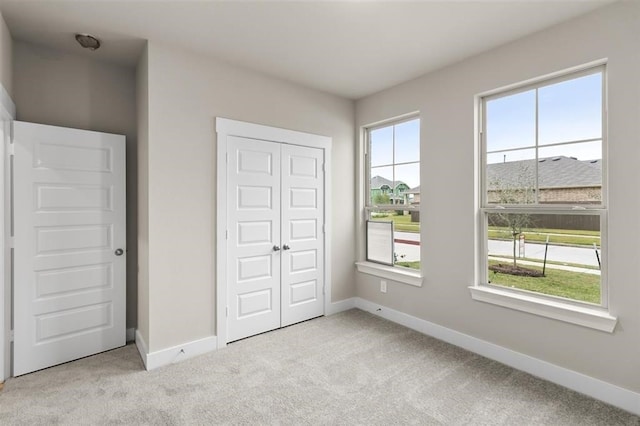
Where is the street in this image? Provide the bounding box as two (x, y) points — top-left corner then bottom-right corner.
(393, 232), (600, 267)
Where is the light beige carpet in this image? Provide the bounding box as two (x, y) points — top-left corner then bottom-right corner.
(0, 309), (638, 425)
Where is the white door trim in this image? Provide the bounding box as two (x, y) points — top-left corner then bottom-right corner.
(0, 83), (15, 382)
(215, 118), (332, 348)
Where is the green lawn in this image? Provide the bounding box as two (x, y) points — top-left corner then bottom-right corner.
(488, 260), (600, 304)
(488, 227), (600, 247)
(395, 261), (420, 270)
(371, 213), (420, 233)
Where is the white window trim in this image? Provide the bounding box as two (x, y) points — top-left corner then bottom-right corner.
(468, 286), (617, 333)
(356, 261), (422, 287)
(472, 62), (617, 331)
(355, 112), (423, 287)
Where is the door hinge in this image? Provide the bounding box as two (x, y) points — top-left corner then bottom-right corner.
(8, 237), (14, 248)
(9, 330), (14, 342)
(226, 307), (229, 317)
(322, 163), (325, 172)
(7, 143), (14, 156)
(225, 230), (228, 240)
(322, 224), (326, 234)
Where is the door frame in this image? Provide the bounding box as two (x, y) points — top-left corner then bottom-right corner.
(215, 118), (332, 348)
(0, 84), (15, 382)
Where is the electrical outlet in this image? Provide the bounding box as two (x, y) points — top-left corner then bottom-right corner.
(380, 280), (387, 293)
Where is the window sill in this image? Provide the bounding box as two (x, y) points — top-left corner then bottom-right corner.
(468, 285), (617, 333)
(355, 261), (422, 287)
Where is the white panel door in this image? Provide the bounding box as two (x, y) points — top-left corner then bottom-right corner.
(13, 121), (126, 376)
(227, 136), (281, 342)
(281, 144), (324, 326)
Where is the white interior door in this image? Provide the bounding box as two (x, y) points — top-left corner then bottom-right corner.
(281, 144), (324, 326)
(226, 136), (324, 342)
(13, 121), (126, 376)
(227, 136), (281, 342)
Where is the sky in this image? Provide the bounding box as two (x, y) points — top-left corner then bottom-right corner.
(368, 71), (602, 188)
(370, 118), (420, 188)
(486, 71), (602, 164)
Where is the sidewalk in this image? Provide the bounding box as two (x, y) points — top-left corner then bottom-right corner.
(488, 256), (600, 275)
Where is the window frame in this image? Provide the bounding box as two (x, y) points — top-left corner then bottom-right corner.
(477, 63), (610, 311)
(365, 115), (421, 213)
(356, 112), (423, 286)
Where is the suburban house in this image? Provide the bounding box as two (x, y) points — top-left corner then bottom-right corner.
(487, 156), (602, 204)
(370, 175), (412, 204)
(0, 0), (638, 422)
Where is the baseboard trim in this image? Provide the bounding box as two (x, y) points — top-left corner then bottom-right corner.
(354, 297), (640, 416)
(136, 333), (218, 371)
(134, 330), (149, 369)
(126, 328), (135, 343)
(326, 297), (356, 315)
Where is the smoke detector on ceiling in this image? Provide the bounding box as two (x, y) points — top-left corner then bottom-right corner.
(75, 33), (101, 51)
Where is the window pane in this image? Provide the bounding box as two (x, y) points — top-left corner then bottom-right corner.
(486, 212), (601, 304)
(486, 149), (536, 205)
(370, 166), (393, 204)
(370, 209), (420, 270)
(539, 72), (602, 145)
(394, 119), (420, 164)
(370, 126), (393, 167)
(538, 142), (602, 204)
(486, 89), (535, 152)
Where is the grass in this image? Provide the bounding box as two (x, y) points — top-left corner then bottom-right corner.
(395, 261), (420, 270)
(371, 213), (420, 233)
(488, 260), (600, 304)
(488, 227), (600, 247)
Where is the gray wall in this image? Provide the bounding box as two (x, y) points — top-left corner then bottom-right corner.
(136, 44), (149, 343)
(0, 11), (11, 98)
(139, 42), (356, 351)
(355, 1), (640, 393)
(13, 41), (138, 330)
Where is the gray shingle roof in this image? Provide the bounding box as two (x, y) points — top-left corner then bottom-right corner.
(487, 156), (601, 190)
(370, 175), (407, 189)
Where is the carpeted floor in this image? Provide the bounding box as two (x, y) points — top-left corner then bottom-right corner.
(0, 309), (638, 425)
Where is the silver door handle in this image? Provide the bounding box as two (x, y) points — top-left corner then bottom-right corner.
(282, 244), (290, 250)
(115, 248), (124, 256)
(273, 245), (281, 252)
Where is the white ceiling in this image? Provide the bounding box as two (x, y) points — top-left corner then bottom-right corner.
(0, 0), (613, 99)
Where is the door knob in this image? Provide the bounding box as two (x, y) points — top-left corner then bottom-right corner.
(115, 248), (124, 256)
(282, 244), (290, 250)
(273, 245), (281, 251)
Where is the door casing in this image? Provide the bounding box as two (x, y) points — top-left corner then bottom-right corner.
(215, 118), (332, 347)
(0, 85), (15, 383)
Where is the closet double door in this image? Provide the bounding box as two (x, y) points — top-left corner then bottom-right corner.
(227, 136), (324, 342)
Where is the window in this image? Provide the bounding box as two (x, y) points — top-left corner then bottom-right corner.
(365, 117), (420, 271)
(479, 66), (606, 307)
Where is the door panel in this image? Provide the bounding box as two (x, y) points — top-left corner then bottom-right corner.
(13, 121), (126, 376)
(281, 144), (324, 326)
(227, 136), (281, 342)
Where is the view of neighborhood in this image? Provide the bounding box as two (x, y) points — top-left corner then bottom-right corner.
(370, 152), (603, 304)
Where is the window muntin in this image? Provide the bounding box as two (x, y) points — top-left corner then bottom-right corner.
(366, 117), (420, 270)
(480, 66), (606, 306)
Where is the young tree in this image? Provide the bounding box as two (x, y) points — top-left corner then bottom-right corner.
(488, 164), (535, 267)
(373, 192), (391, 205)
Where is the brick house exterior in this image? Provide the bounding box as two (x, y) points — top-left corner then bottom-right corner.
(487, 156), (602, 205)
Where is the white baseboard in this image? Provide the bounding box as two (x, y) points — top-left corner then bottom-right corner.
(134, 330), (149, 369)
(135, 331), (217, 371)
(126, 328), (135, 343)
(354, 297), (640, 416)
(326, 297), (356, 315)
